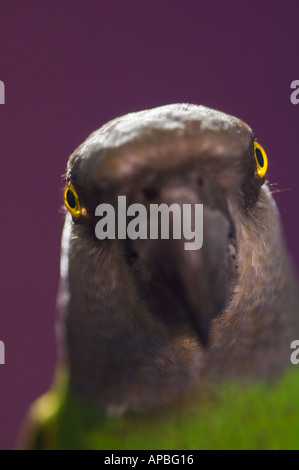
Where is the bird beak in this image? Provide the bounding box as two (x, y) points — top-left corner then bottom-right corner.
(131, 190), (235, 347)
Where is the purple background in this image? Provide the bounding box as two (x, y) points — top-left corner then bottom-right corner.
(0, 1), (298, 449)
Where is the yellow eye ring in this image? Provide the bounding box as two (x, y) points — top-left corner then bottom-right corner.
(254, 141), (268, 178)
(63, 183), (81, 218)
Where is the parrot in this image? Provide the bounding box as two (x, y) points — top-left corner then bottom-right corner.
(20, 104), (299, 450)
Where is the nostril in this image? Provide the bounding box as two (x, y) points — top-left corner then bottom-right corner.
(125, 240), (139, 266)
(143, 187), (159, 201)
(197, 177), (204, 187)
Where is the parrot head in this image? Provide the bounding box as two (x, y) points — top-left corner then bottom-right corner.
(58, 104), (299, 413)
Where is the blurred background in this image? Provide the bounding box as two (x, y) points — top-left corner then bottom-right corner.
(0, 0), (298, 450)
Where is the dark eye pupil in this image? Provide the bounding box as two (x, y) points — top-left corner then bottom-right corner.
(255, 148), (264, 167)
(66, 189), (76, 209)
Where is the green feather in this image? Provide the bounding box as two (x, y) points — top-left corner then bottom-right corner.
(22, 366), (299, 450)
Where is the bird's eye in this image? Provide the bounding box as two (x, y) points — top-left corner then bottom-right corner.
(254, 141), (268, 178)
(63, 183), (81, 218)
